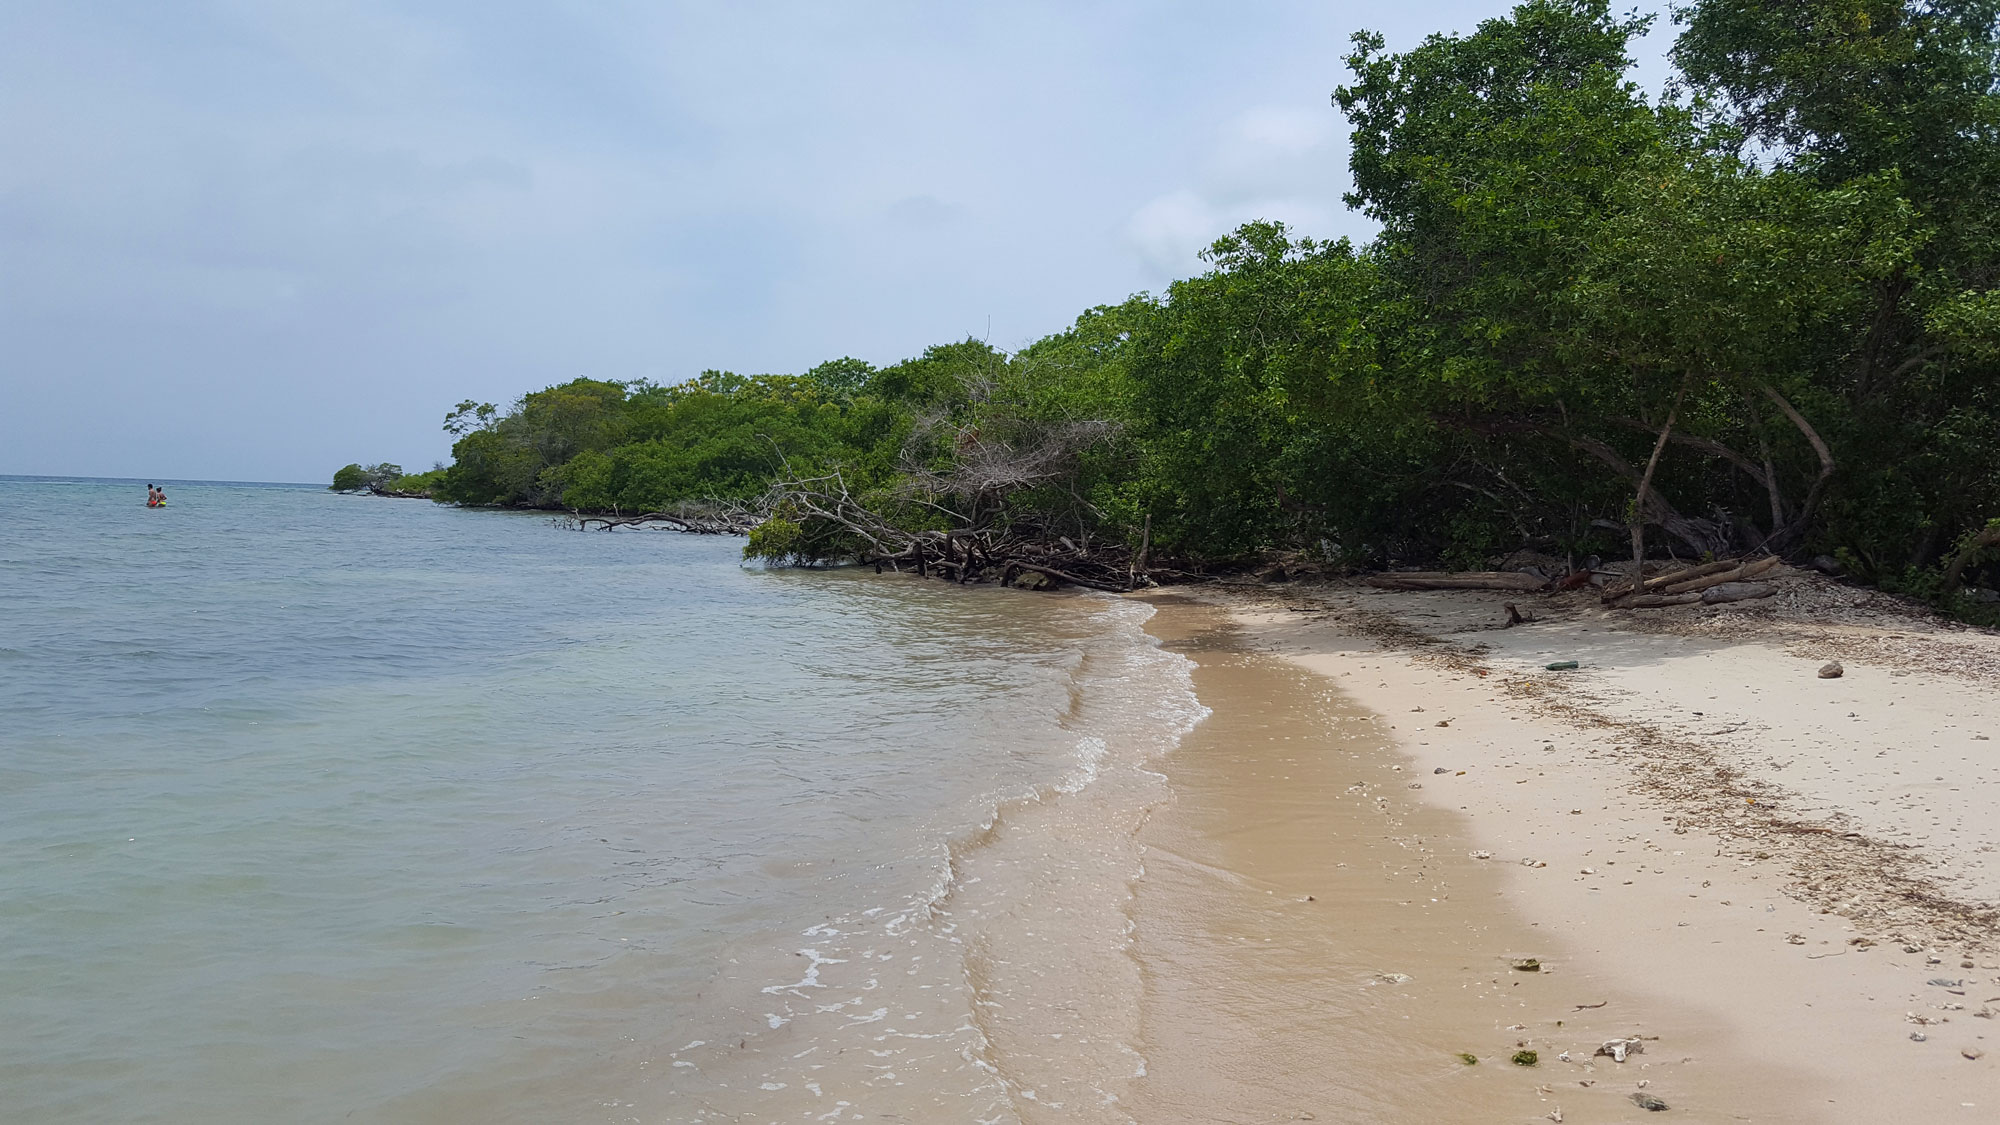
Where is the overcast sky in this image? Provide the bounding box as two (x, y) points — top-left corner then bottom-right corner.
(0, 2), (1672, 483)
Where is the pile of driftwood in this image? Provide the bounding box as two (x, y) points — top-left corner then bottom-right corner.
(1596, 555), (1782, 606)
(1365, 555), (1785, 609)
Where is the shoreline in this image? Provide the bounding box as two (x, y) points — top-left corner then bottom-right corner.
(1121, 581), (2000, 1121)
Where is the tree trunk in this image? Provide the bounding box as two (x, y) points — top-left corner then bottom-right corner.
(1942, 523), (2000, 597)
(1629, 374), (1695, 586)
(1757, 381), (1836, 552)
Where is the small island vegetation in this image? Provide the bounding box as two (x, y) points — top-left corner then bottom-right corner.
(330, 462), (446, 498)
(405, 0), (2000, 619)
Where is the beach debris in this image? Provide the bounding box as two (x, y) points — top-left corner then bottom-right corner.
(1558, 1050), (1572, 1062)
(1546, 1109), (1563, 1123)
(1503, 602), (1536, 626)
(1521, 858), (1546, 868)
(1701, 581), (1777, 604)
(1596, 1038), (1645, 1063)
(1512, 1050), (1540, 1066)
(1434, 766), (1450, 774)
(1630, 1092), (1670, 1112)
(1786, 934), (1807, 945)
(1819, 661), (1845, 679)
(1512, 958), (1543, 972)
(1581, 866), (1596, 874)
(1907, 1012), (1940, 1025)
(1472, 851), (1493, 860)
(1545, 660), (1579, 671)
(1929, 955), (1945, 965)
(1367, 571), (1552, 593)
(1408, 782), (1423, 789)
(1435, 719), (1450, 727)
(1456, 1052), (1479, 1065)
(1374, 972), (1412, 985)
(1573, 1000), (1608, 1011)
(1912, 1032), (1929, 1042)
(1965, 1047), (1985, 1060)
(1605, 555), (1783, 604)
(1930, 978), (1966, 988)
(1627, 591), (1704, 608)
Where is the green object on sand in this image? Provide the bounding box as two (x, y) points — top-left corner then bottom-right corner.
(1455, 1052), (1478, 1065)
(1544, 660), (1578, 671)
(1511, 1049), (1539, 1066)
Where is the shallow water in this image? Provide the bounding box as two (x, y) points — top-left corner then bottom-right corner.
(0, 477), (1200, 1123)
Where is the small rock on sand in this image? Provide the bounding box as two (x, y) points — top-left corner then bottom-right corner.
(1965, 1047), (1985, 1060)
(1819, 661), (1844, 679)
(1630, 1092), (1669, 1111)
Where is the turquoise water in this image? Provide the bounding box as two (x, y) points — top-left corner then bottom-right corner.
(0, 477), (1196, 1123)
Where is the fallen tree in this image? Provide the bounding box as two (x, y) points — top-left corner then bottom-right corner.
(749, 409), (1184, 592)
(561, 502), (759, 535)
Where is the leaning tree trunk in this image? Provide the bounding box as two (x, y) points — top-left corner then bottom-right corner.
(1627, 374), (1694, 590)
(1941, 522), (2000, 597)
(1756, 381), (1836, 553)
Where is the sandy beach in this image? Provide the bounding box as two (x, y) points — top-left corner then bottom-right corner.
(1123, 576), (2000, 1123)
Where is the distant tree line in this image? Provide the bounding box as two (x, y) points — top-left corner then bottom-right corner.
(406, 0), (2000, 618)
(330, 462), (445, 497)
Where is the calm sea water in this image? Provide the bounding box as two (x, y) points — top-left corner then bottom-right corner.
(0, 477), (1200, 1123)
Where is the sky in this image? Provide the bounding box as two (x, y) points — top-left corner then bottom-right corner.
(0, 1), (1674, 483)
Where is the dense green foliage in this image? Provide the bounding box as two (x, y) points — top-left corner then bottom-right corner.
(426, 0), (2000, 613)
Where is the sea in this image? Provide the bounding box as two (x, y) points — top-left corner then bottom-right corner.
(0, 476), (1205, 1123)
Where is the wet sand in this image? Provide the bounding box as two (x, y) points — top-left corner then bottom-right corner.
(1123, 598), (1816, 1123)
(1129, 585), (2000, 1123)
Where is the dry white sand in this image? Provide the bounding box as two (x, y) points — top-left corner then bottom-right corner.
(1199, 578), (2000, 1122)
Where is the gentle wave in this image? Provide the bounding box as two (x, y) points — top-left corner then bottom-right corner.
(1, 477), (1202, 1124)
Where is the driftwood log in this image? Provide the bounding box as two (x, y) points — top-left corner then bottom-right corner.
(1701, 581), (1777, 604)
(1602, 556), (1781, 604)
(1626, 591), (1704, 608)
(1366, 571), (1552, 593)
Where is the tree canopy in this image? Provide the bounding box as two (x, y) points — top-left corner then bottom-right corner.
(416, 0), (2000, 620)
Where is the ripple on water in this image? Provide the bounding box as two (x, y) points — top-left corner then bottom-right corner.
(0, 476), (1202, 1124)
